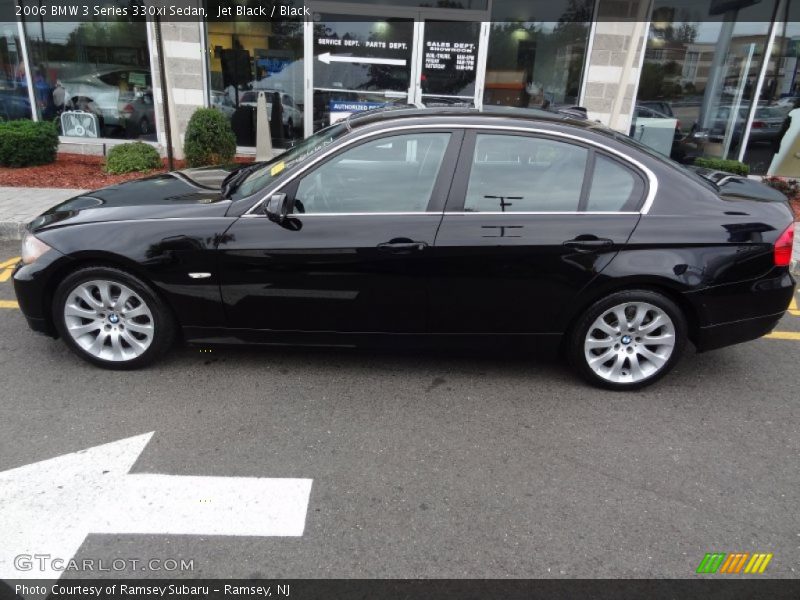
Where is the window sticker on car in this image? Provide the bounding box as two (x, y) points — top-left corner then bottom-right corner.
(270, 162), (286, 176)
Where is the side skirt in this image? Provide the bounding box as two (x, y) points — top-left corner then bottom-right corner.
(181, 327), (563, 356)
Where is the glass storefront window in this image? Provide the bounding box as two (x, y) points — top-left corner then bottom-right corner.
(633, 1), (775, 172)
(420, 21), (480, 106)
(484, 21), (590, 110)
(312, 16), (414, 131)
(21, 17), (154, 140)
(484, 17), (592, 110)
(207, 12), (304, 148)
(0, 22), (32, 121)
(763, 1), (800, 177)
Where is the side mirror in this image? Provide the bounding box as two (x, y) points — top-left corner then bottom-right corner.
(265, 193), (291, 223)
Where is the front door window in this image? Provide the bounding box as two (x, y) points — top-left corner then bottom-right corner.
(294, 132), (452, 213)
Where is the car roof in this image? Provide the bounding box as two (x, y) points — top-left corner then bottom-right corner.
(342, 105), (638, 152)
(346, 105), (592, 131)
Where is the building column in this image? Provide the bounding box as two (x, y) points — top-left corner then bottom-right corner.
(581, 0), (651, 133)
(148, 17), (206, 161)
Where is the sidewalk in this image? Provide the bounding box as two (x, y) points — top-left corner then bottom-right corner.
(0, 185), (798, 275)
(0, 187), (86, 241)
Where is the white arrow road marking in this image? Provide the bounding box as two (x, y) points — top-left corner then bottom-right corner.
(318, 52), (406, 66)
(0, 432), (313, 580)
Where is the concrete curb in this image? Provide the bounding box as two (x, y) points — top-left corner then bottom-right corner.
(0, 187), (87, 242)
(0, 221), (27, 242)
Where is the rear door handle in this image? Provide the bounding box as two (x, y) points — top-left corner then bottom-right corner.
(563, 236), (614, 250)
(377, 240), (428, 253)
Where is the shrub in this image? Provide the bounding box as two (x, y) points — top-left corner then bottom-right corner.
(762, 176), (800, 200)
(0, 119), (59, 167)
(693, 157), (750, 176)
(105, 142), (162, 174)
(183, 108), (236, 167)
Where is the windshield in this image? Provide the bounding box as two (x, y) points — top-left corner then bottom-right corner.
(756, 107), (783, 119)
(230, 122), (349, 200)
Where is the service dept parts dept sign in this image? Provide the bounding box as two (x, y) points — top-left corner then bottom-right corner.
(60, 111), (100, 138)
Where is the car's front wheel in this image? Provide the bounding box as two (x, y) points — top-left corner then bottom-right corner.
(53, 266), (175, 369)
(568, 290), (687, 390)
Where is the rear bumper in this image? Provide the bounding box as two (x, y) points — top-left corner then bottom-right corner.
(687, 268), (795, 351)
(695, 311), (784, 351)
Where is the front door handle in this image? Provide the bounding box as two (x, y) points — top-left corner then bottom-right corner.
(377, 240), (428, 253)
(563, 235), (614, 250)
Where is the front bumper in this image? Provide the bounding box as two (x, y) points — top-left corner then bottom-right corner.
(13, 249), (72, 338)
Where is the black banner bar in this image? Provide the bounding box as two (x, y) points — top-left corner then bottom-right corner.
(4, 579), (800, 600)
(2, 0), (789, 23)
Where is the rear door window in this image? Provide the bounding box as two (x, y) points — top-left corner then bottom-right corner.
(456, 132), (646, 213)
(586, 155), (645, 212)
(464, 134), (588, 212)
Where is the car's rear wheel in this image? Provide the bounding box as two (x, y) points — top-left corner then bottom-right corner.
(568, 290), (686, 390)
(53, 267), (175, 369)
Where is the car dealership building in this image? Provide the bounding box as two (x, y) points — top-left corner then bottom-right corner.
(1, 0), (799, 176)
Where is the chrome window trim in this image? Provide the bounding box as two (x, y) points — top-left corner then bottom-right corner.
(242, 211), (641, 218)
(244, 123), (659, 217)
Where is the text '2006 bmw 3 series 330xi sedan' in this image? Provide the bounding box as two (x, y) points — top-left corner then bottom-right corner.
(13, 107), (796, 390)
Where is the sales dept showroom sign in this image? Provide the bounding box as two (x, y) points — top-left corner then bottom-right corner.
(425, 41), (476, 72)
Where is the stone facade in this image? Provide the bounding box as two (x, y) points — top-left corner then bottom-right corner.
(148, 17), (205, 160)
(581, 0), (651, 133)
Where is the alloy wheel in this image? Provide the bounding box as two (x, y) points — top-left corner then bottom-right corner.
(62, 279), (155, 362)
(583, 301), (676, 385)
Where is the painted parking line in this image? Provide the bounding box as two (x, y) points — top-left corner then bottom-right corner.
(0, 257), (20, 283)
(764, 331), (800, 341)
(0, 300), (18, 309)
(789, 296), (800, 317)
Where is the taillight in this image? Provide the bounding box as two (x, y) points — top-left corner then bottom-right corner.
(121, 103), (134, 116)
(774, 222), (794, 267)
(752, 121), (765, 129)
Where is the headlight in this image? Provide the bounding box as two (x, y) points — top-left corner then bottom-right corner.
(21, 232), (53, 265)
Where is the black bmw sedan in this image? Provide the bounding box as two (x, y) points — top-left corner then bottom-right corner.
(13, 107), (796, 390)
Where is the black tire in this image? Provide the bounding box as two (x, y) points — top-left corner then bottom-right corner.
(139, 117), (150, 136)
(568, 289), (687, 391)
(52, 266), (175, 370)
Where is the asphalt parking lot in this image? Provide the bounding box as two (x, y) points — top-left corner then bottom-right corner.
(0, 239), (799, 580)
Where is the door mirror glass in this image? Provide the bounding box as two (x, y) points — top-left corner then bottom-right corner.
(265, 193), (291, 223)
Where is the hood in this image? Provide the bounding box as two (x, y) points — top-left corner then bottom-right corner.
(28, 166), (238, 232)
(689, 167), (788, 203)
